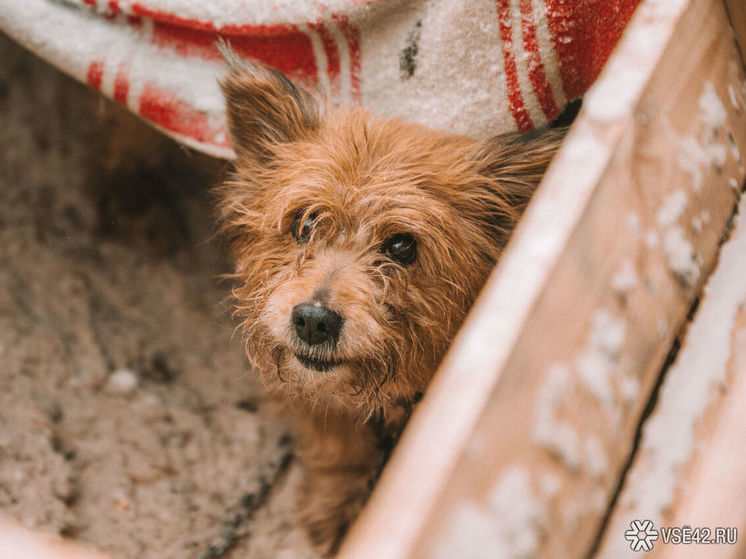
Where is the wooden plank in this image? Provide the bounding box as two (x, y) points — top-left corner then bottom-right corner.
(339, 0), (746, 556)
(596, 192), (746, 558)
(724, 0), (746, 65)
(0, 515), (111, 559)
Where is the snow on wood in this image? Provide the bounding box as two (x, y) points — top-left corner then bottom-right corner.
(434, 468), (546, 559)
(662, 226), (701, 288)
(611, 259), (638, 296)
(596, 192), (746, 558)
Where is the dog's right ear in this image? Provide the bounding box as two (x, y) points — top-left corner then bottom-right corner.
(219, 43), (320, 165)
(457, 127), (566, 249)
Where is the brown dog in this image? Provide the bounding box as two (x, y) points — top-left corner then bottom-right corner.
(216, 54), (564, 555)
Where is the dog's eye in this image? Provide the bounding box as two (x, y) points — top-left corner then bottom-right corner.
(292, 211), (317, 243)
(382, 233), (417, 265)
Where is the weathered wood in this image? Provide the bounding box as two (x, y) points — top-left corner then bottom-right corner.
(596, 193), (746, 558)
(340, 0), (746, 556)
(0, 515), (111, 559)
(724, 0), (746, 66)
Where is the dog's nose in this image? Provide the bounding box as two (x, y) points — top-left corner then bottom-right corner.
(291, 303), (343, 346)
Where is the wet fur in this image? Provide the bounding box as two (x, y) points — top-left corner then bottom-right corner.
(216, 54), (565, 555)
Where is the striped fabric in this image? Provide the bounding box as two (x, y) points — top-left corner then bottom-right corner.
(0, 0), (639, 159)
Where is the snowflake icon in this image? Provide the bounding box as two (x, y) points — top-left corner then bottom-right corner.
(625, 519), (659, 552)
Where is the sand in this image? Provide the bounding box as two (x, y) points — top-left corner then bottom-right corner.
(0, 33), (315, 559)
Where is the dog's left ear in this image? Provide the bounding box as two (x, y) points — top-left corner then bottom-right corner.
(219, 43), (320, 166)
(469, 127), (566, 245)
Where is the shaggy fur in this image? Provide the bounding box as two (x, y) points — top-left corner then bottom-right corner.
(216, 54), (565, 555)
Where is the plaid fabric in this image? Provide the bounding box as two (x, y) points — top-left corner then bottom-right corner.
(0, 0), (639, 158)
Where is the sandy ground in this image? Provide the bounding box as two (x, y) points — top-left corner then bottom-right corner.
(0, 34), (315, 559)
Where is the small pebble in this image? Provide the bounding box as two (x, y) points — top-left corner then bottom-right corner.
(105, 368), (139, 395)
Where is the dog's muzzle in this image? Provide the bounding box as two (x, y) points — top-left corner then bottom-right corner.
(291, 302), (344, 346)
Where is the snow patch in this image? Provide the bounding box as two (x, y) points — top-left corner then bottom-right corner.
(576, 311), (626, 413)
(728, 84), (739, 109)
(584, 63), (647, 123)
(533, 311), (627, 472)
(677, 82), (730, 191)
(644, 230), (660, 249)
(656, 189), (688, 227)
(662, 226), (700, 287)
(691, 216), (703, 232)
(698, 82), (727, 129)
(533, 365), (581, 471)
(621, 192), (746, 518)
(435, 468), (545, 559)
(653, 188), (701, 287)
(611, 259), (638, 296)
(619, 375), (640, 405)
(677, 137), (727, 191)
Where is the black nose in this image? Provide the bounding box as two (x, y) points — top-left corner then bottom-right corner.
(291, 303), (344, 346)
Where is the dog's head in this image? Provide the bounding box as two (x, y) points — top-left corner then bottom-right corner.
(217, 57), (564, 419)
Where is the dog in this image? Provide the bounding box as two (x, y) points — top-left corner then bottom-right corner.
(215, 52), (565, 555)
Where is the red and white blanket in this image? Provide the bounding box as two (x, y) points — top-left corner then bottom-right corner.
(0, 0), (639, 159)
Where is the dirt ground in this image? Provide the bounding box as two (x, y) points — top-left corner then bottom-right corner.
(0, 34), (315, 559)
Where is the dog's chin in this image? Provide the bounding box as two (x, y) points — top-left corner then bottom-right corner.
(294, 353), (344, 373)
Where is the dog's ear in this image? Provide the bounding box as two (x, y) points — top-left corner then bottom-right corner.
(219, 43), (320, 165)
(469, 127), (566, 245)
(476, 127), (566, 214)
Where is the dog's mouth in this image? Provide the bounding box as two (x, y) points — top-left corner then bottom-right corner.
(294, 353), (344, 372)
